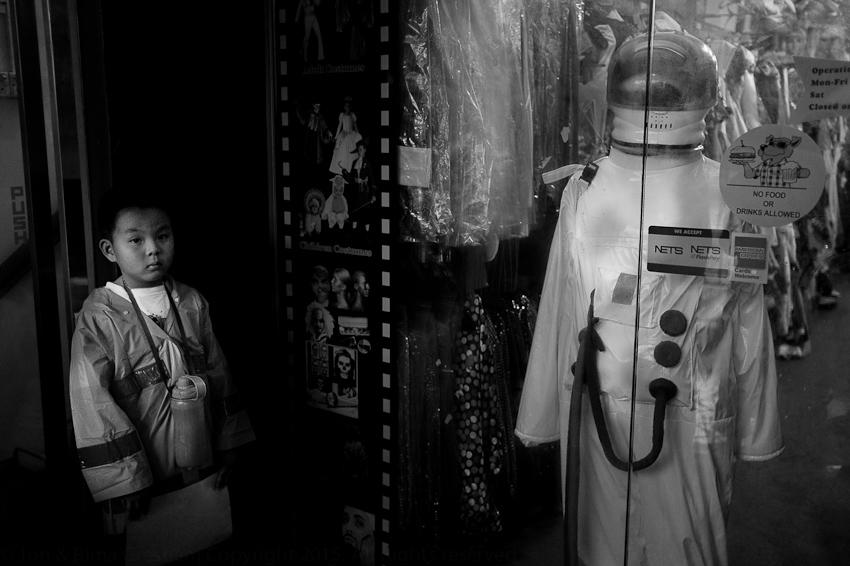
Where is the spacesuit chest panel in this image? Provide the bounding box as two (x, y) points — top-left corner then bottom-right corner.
(591, 264), (701, 408)
(571, 157), (734, 409)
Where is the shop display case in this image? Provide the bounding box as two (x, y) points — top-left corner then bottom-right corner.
(272, 1), (850, 564)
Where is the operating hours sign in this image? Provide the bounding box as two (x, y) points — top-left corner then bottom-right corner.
(789, 57), (850, 123)
(719, 125), (825, 228)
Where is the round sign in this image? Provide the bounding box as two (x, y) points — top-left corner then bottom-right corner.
(719, 125), (825, 227)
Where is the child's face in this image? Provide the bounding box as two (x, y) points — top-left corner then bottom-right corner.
(331, 273), (346, 293)
(308, 197), (320, 214)
(333, 183), (345, 197)
(100, 207), (174, 288)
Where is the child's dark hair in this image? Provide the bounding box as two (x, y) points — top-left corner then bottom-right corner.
(97, 187), (172, 240)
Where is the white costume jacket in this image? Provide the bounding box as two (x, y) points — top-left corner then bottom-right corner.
(515, 154), (784, 566)
(70, 277), (255, 502)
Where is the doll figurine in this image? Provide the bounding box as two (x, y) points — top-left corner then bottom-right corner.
(323, 175), (349, 229)
(302, 188), (326, 238)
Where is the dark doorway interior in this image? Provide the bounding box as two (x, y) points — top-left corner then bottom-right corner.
(98, 1), (287, 556)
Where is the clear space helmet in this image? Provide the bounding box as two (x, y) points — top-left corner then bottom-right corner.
(607, 31), (718, 152)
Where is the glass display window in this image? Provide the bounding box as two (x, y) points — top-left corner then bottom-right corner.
(275, 1), (850, 564)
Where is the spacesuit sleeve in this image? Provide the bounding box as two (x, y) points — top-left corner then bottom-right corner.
(515, 183), (582, 446)
(69, 311), (154, 502)
(733, 282), (784, 461)
(197, 295), (257, 451)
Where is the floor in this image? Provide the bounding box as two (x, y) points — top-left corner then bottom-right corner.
(495, 274), (850, 566)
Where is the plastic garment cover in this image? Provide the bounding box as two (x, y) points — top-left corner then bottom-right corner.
(399, 0), (534, 245)
(525, 0), (573, 177)
(515, 153), (784, 566)
(765, 225), (795, 339)
(713, 42), (761, 146)
(69, 278), (255, 502)
(400, 0), (452, 243)
(577, 22), (615, 156)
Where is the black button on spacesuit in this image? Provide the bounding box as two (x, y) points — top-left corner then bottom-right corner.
(660, 309), (687, 336)
(654, 340), (682, 367)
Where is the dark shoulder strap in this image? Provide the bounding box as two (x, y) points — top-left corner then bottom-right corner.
(122, 279), (174, 386)
(164, 282), (196, 376)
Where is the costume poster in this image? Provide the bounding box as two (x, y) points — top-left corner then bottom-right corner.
(297, 422), (378, 565)
(288, 0), (380, 421)
(342, 505), (376, 566)
(291, 0), (378, 250)
(303, 261), (373, 419)
(284, 2), (382, 557)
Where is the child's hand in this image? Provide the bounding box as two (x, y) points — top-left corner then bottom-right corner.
(123, 487), (153, 520)
(215, 448), (239, 490)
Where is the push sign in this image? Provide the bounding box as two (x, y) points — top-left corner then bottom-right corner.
(719, 125), (825, 228)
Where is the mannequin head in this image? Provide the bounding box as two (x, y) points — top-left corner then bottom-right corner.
(607, 31), (717, 155)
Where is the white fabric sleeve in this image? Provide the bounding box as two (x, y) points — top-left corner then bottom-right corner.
(733, 282), (784, 461)
(515, 183), (583, 446)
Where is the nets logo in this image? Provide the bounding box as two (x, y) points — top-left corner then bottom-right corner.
(654, 245), (683, 255)
(691, 245), (721, 255)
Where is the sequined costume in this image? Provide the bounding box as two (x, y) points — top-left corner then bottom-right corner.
(452, 295), (507, 534)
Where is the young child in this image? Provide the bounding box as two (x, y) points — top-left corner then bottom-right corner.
(69, 189), (255, 535)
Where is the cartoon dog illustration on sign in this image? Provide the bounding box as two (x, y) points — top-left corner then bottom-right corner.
(732, 135), (811, 188)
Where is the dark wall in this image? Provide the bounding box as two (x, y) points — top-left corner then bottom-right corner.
(99, 1), (287, 548)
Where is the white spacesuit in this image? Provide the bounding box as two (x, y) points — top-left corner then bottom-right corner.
(515, 32), (783, 566)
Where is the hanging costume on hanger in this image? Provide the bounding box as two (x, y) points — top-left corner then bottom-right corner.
(399, 0), (534, 246)
(452, 295), (507, 535)
(516, 31), (783, 566)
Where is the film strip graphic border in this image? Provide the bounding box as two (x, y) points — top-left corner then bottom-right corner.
(275, 2), (395, 563)
(376, 2), (395, 564)
(274, 3), (296, 414)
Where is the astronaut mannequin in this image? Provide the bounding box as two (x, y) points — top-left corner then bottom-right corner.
(515, 32), (784, 566)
